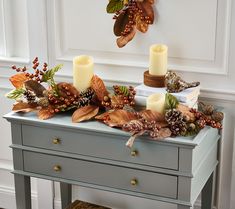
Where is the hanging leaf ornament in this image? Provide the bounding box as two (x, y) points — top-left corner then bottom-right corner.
(110, 0), (155, 47)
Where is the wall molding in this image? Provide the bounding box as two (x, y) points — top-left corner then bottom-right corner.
(47, 0), (232, 75)
(0, 159), (13, 171)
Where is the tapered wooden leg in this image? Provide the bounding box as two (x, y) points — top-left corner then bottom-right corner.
(14, 174), (31, 209)
(60, 182), (72, 209)
(202, 173), (214, 209)
(177, 205), (193, 209)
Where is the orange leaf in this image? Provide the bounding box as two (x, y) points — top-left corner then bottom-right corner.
(116, 28), (136, 48)
(72, 105), (99, 123)
(9, 73), (28, 89)
(136, 15), (149, 33)
(91, 75), (109, 102)
(140, 110), (165, 122)
(96, 109), (137, 127)
(12, 102), (38, 113)
(38, 106), (55, 120)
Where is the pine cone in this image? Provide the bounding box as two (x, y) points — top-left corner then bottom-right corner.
(165, 109), (187, 136)
(24, 90), (36, 103)
(211, 111), (224, 122)
(38, 97), (49, 107)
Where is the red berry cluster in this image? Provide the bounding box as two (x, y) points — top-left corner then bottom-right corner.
(11, 57), (49, 83)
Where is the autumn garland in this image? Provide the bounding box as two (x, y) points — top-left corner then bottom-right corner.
(107, 0), (155, 47)
(6, 58), (223, 148)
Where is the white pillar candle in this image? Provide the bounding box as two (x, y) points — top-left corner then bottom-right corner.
(73, 55), (94, 92)
(146, 93), (165, 114)
(149, 44), (168, 76)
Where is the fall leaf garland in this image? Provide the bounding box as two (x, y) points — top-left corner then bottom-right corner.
(107, 0), (155, 47)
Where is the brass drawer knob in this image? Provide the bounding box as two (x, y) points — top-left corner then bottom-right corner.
(131, 150), (138, 157)
(53, 165), (61, 172)
(130, 178), (138, 186)
(52, 138), (60, 144)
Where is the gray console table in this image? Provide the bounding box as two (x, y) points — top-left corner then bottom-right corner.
(4, 112), (220, 209)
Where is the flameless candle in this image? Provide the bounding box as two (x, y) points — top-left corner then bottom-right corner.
(73, 55), (94, 92)
(146, 93), (165, 114)
(149, 44), (168, 76)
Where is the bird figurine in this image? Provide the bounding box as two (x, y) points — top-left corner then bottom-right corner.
(165, 71), (200, 93)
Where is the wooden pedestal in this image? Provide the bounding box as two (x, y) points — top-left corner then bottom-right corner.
(143, 70), (165, 88)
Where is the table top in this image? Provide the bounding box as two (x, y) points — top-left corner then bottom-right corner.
(4, 111), (219, 147)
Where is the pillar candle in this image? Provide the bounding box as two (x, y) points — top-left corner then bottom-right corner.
(149, 44), (168, 76)
(146, 93), (165, 114)
(73, 55), (94, 92)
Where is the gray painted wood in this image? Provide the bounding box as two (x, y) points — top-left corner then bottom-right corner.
(4, 111), (221, 209)
(60, 182), (72, 209)
(22, 124), (179, 170)
(201, 173), (214, 209)
(14, 174), (31, 209)
(23, 151), (178, 199)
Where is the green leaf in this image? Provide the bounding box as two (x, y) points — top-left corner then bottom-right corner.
(5, 88), (25, 100)
(165, 93), (179, 110)
(42, 64), (63, 82)
(106, 0), (124, 13)
(117, 86), (129, 96)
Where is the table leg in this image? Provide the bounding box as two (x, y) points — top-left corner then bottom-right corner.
(60, 182), (72, 209)
(14, 174), (31, 209)
(177, 205), (193, 209)
(202, 173), (214, 209)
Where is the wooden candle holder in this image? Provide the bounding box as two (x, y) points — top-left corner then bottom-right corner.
(143, 70), (166, 88)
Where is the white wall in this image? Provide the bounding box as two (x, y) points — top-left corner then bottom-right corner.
(0, 0), (235, 209)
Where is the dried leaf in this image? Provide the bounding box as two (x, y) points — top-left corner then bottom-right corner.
(137, 1), (154, 24)
(114, 10), (129, 36)
(72, 105), (99, 123)
(12, 102), (38, 113)
(24, 80), (46, 97)
(96, 109), (137, 127)
(146, 0), (154, 4)
(57, 82), (80, 98)
(9, 73), (28, 89)
(136, 15), (149, 33)
(126, 131), (146, 148)
(153, 128), (172, 140)
(140, 109), (165, 122)
(38, 106), (55, 120)
(177, 104), (195, 122)
(117, 27), (137, 48)
(91, 75), (109, 102)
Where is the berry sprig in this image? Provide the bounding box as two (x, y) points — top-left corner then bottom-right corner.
(11, 57), (49, 83)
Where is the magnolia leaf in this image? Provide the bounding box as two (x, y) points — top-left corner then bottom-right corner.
(136, 1), (154, 24)
(38, 106), (55, 120)
(117, 27), (136, 48)
(9, 73), (28, 89)
(153, 128), (172, 140)
(107, 0), (124, 13)
(6, 88), (25, 100)
(136, 15), (149, 33)
(140, 109), (165, 122)
(72, 105), (99, 123)
(12, 102), (38, 113)
(91, 75), (109, 102)
(24, 80), (46, 97)
(42, 64), (63, 82)
(57, 82), (80, 98)
(114, 9), (129, 36)
(165, 93), (179, 110)
(96, 109), (137, 127)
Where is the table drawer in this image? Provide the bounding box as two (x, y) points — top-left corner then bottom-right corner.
(23, 151), (178, 199)
(22, 125), (178, 170)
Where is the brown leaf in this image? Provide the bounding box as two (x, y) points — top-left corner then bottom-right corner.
(91, 75), (109, 102)
(96, 109), (137, 127)
(72, 105), (99, 123)
(137, 1), (154, 24)
(177, 104), (195, 122)
(57, 82), (80, 98)
(12, 102), (38, 113)
(9, 73), (28, 89)
(117, 27), (137, 48)
(140, 109), (165, 122)
(145, 0), (154, 5)
(114, 10), (130, 36)
(136, 15), (149, 33)
(24, 80), (46, 97)
(153, 128), (172, 140)
(38, 106), (55, 120)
